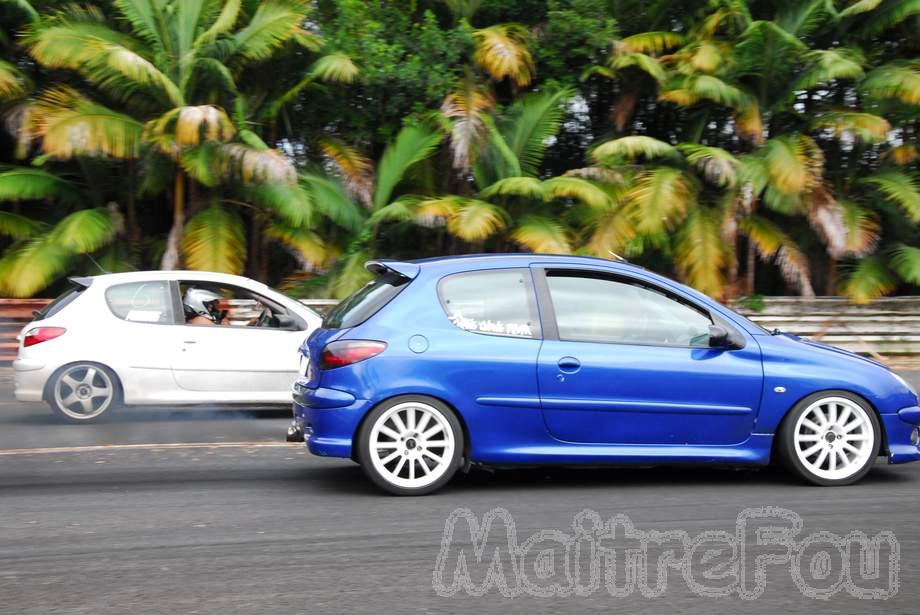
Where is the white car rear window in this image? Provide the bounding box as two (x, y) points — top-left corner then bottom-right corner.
(105, 281), (175, 324)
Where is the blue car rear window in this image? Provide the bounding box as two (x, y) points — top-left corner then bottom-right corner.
(323, 271), (408, 329)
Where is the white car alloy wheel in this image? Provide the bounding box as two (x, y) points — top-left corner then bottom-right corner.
(365, 400), (458, 493)
(791, 395), (877, 482)
(52, 364), (116, 421)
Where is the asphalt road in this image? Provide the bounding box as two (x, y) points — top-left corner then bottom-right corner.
(2, 370), (920, 614)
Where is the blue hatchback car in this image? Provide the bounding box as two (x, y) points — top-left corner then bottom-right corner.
(292, 254), (920, 495)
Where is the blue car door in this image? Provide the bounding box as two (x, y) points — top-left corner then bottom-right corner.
(533, 267), (763, 446)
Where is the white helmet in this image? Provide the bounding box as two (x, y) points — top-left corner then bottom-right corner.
(183, 288), (222, 322)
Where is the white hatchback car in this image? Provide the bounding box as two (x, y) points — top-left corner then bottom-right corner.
(13, 271), (321, 422)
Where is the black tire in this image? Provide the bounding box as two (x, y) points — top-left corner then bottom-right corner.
(776, 390), (881, 486)
(356, 395), (464, 496)
(47, 362), (121, 424)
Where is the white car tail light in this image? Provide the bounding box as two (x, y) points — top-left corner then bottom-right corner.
(23, 327), (66, 347)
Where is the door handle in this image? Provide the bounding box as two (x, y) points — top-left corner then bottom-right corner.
(557, 356), (581, 373)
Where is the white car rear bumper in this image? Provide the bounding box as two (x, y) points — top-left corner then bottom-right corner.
(13, 358), (50, 402)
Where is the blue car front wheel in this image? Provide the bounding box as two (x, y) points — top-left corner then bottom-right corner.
(357, 395), (463, 496)
(778, 391), (881, 486)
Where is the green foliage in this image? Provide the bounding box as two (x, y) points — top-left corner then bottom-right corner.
(0, 0), (918, 305)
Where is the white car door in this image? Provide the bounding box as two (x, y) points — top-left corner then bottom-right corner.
(171, 283), (308, 402)
(101, 280), (184, 403)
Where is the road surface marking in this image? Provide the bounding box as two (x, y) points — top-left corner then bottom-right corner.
(0, 441), (300, 456)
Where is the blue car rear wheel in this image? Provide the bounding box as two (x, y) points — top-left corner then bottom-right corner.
(356, 395), (463, 496)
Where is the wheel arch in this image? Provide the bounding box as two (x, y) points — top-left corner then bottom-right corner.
(770, 388), (889, 460)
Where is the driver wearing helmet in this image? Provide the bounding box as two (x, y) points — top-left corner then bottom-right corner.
(183, 288), (227, 326)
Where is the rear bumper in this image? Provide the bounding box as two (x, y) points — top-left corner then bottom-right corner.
(882, 406), (920, 464)
(12, 358), (49, 402)
(292, 380), (372, 459)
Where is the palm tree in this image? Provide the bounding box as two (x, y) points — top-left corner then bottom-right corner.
(21, 0), (357, 273)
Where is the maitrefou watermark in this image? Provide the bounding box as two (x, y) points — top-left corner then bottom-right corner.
(432, 506), (899, 600)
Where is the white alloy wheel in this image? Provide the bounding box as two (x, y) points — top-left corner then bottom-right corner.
(52, 364), (116, 421)
(791, 396), (876, 481)
(367, 400), (458, 492)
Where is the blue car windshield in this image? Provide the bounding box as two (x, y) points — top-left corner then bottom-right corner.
(323, 271), (408, 329)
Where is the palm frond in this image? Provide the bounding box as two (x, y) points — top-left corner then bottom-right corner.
(181, 204), (245, 274)
(472, 24), (534, 86)
(114, 0), (168, 51)
(856, 0), (920, 36)
(511, 215), (571, 253)
(813, 111), (891, 143)
(0, 211), (40, 239)
(677, 144), (739, 187)
(34, 88), (143, 159)
(805, 185), (847, 258)
(373, 124), (444, 210)
(542, 176), (611, 209)
(300, 173), (364, 232)
(214, 143), (296, 184)
(233, 0), (309, 62)
(246, 182), (313, 227)
(47, 208), (116, 254)
(148, 105), (235, 148)
(890, 244), (920, 285)
(841, 256), (897, 303)
(862, 170), (920, 222)
(0, 167), (71, 201)
(441, 78), (494, 172)
(839, 0), (884, 18)
(675, 207), (726, 296)
(0, 60), (26, 99)
(319, 139), (374, 207)
(368, 195), (423, 225)
(502, 88), (573, 177)
(861, 61), (920, 105)
(627, 167), (696, 233)
(195, 0), (241, 46)
(795, 48), (865, 90)
(839, 199), (880, 256)
(444, 198), (507, 241)
(310, 53), (360, 84)
(618, 32), (685, 55)
(266, 224), (332, 269)
(480, 176), (544, 200)
(0, 237), (71, 297)
(742, 215), (815, 297)
(764, 134), (823, 194)
(609, 52), (666, 83)
(584, 204), (636, 256)
(592, 135), (677, 162)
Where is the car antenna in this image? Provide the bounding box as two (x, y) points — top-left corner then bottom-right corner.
(85, 253), (111, 275)
(607, 250), (627, 262)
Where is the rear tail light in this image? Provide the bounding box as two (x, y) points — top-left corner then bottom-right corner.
(320, 340), (387, 369)
(23, 327), (66, 347)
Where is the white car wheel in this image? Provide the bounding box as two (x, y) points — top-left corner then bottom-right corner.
(50, 364), (118, 423)
(779, 392), (880, 485)
(358, 397), (462, 495)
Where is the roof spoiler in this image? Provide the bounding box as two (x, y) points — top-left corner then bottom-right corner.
(365, 260), (420, 280)
(68, 276), (94, 288)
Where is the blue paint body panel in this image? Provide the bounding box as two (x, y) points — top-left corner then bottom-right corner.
(293, 254), (920, 470)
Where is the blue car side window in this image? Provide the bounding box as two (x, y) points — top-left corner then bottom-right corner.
(546, 273), (712, 347)
(438, 269), (541, 339)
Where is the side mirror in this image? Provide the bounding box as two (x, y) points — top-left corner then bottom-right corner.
(708, 324), (731, 348)
(276, 314), (298, 330)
